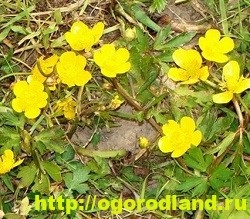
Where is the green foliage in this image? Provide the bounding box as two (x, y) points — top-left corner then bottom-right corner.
(149, 0), (168, 13)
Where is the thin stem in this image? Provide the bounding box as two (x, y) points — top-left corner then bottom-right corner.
(232, 96), (243, 145)
(112, 78), (162, 134)
(0, 72), (30, 82)
(236, 94), (250, 115)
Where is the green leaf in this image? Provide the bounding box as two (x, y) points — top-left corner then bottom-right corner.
(53, 9), (62, 24)
(136, 27), (150, 52)
(166, 32), (196, 48)
(149, 0), (168, 13)
(2, 174), (14, 192)
(0, 126), (21, 154)
(207, 132), (236, 156)
(130, 4), (161, 32)
(184, 147), (213, 172)
(11, 25), (27, 34)
(0, 109), (25, 128)
(42, 161), (62, 182)
(154, 25), (171, 49)
(0, 27), (11, 42)
(209, 164), (232, 190)
(63, 166), (90, 194)
(17, 163), (37, 188)
(32, 174), (50, 195)
(3, 213), (25, 219)
(191, 179), (208, 197)
(34, 127), (66, 154)
(177, 176), (206, 196)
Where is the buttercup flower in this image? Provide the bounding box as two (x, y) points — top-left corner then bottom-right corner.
(109, 95), (124, 109)
(213, 61), (250, 103)
(12, 80), (48, 119)
(56, 51), (92, 87)
(158, 117), (202, 158)
(28, 55), (59, 90)
(198, 29), (234, 63)
(65, 21), (104, 52)
(139, 137), (149, 149)
(54, 97), (77, 120)
(167, 48), (209, 84)
(94, 44), (131, 78)
(0, 149), (23, 175)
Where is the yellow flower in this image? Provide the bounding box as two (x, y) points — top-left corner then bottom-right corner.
(65, 21), (104, 52)
(139, 137), (149, 149)
(93, 44), (131, 78)
(54, 97), (77, 120)
(167, 48), (209, 84)
(56, 51), (92, 87)
(124, 27), (137, 41)
(158, 117), (202, 158)
(109, 95), (124, 109)
(213, 61), (250, 103)
(27, 55), (59, 90)
(198, 29), (234, 63)
(12, 80), (48, 119)
(0, 149), (23, 175)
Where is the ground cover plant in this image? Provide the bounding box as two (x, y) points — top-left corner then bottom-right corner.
(1, 0), (250, 218)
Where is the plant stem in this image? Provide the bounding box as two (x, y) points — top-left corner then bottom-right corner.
(112, 78), (162, 134)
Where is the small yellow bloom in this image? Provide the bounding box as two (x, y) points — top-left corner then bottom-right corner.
(213, 61), (250, 103)
(65, 21), (104, 52)
(109, 95), (124, 109)
(168, 48), (209, 84)
(0, 149), (23, 175)
(124, 27), (137, 41)
(28, 55), (59, 90)
(139, 137), (149, 148)
(158, 116), (202, 158)
(12, 80), (48, 119)
(198, 29), (234, 63)
(56, 51), (92, 87)
(54, 97), (77, 120)
(93, 44), (131, 78)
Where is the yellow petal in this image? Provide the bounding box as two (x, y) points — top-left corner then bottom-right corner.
(29, 80), (45, 92)
(116, 62), (131, 74)
(171, 146), (189, 158)
(198, 66), (209, 81)
(13, 81), (28, 96)
(12, 159), (24, 168)
(218, 37), (234, 53)
(162, 120), (179, 136)
(101, 68), (117, 78)
(93, 51), (104, 66)
(12, 99), (25, 113)
(100, 44), (116, 56)
(24, 107), (41, 119)
(92, 22), (104, 44)
(212, 91), (233, 103)
(201, 51), (229, 63)
(71, 21), (89, 34)
(173, 49), (202, 70)
(115, 48), (130, 63)
(158, 136), (175, 153)
(234, 78), (250, 93)
(3, 149), (14, 161)
(205, 29), (221, 42)
(64, 109), (75, 120)
(168, 68), (189, 81)
(180, 116), (196, 133)
(75, 70), (92, 86)
(223, 61), (240, 90)
(191, 130), (202, 146)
